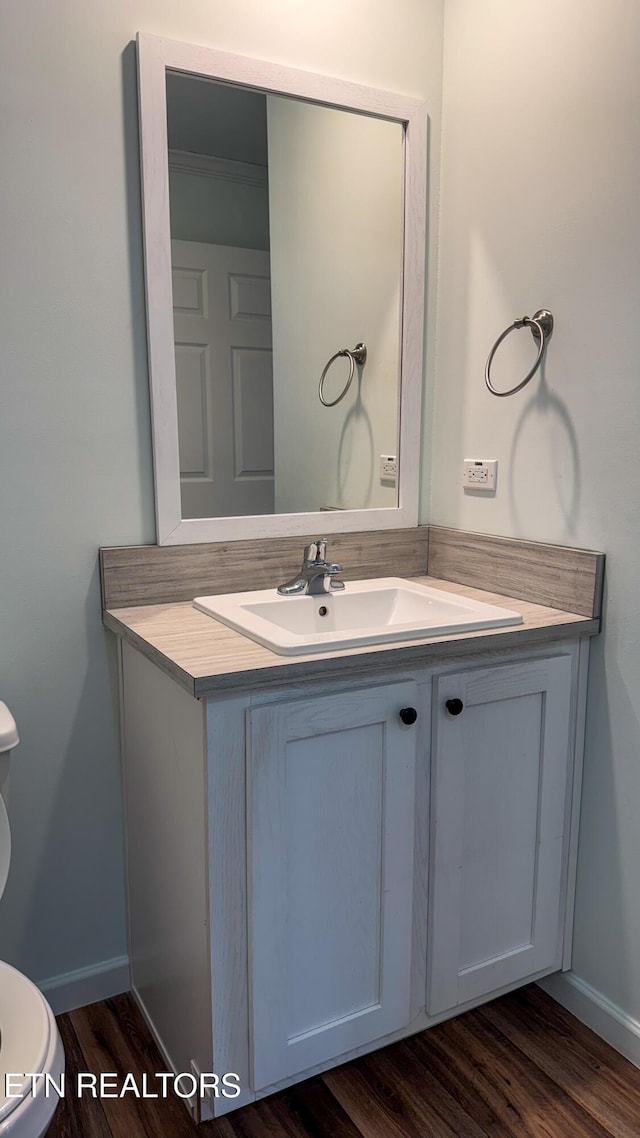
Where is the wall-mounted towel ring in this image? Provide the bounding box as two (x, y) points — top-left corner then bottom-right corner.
(319, 342), (367, 407)
(485, 309), (554, 397)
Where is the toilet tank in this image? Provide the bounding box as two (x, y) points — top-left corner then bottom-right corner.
(0, 702), (19, 806)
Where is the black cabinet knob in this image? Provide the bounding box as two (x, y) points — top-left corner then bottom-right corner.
(399, 707), (418, 726)
(445, 698), (464, 716)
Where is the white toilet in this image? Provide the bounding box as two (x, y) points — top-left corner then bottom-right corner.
(0, 703), (65, 1138)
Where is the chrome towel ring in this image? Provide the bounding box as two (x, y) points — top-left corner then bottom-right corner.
(319, 342), (367, 407)
(485, 309), (554, 397)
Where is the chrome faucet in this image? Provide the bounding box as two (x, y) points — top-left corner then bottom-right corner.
(277, 539), (345, 597)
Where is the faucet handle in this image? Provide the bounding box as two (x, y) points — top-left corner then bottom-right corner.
(328, 563), (345, 591)
(303, 538), (328, 565)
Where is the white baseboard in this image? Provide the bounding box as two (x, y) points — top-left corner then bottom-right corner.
(37, 955), (130, 1016)
(539, 972), (640, 1069)
(35, 959), (640, 1072)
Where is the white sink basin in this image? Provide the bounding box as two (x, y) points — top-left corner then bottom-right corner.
(193, 577), (523, 656)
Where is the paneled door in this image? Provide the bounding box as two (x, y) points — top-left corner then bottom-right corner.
(427, 655), (573, 1015)
(248, 681), (419, 1090)
(171, 240), (273, 518)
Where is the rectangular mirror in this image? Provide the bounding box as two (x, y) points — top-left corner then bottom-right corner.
(137, 34), (427, 543)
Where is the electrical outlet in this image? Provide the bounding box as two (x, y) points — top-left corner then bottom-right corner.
(379, 455), (398, 483)
(463, 459), (498, 491)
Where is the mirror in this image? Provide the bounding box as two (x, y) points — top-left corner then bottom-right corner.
(137, 34), (427, 544)
(168, 74), (405, 521)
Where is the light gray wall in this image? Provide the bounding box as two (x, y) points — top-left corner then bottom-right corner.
(168, 169), (270, 248)
(268, 97), (403, 513)
(166, 72), (268, 164)
(167, 75), (270, 248)
(433, 0), (640, 1021)
(0, 1), (443, 991)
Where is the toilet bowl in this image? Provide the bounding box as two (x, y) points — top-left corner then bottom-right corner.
(0, 703), (65, 1137)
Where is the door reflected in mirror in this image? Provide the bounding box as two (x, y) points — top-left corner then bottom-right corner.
(166, 72), (404, 520)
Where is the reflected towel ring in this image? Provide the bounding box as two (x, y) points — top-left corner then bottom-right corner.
(485, 309), (554, 397)
(319, 342), (367, 407)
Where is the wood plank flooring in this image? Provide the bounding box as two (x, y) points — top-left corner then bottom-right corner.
(48, 985), (640, 1138)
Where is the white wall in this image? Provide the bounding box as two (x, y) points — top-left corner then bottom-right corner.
(268, 98), (403, 513)
(433, 0), (640, 1026)
(169, 169), (270, 248)
(167, 75), (270, 248)
(0, 0), (443, 997)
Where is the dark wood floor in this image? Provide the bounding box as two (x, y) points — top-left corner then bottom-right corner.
(49, 984), (640, 1138)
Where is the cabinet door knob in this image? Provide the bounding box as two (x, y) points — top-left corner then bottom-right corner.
(399, 707), (418, 726)
(445, 698), (464, 716)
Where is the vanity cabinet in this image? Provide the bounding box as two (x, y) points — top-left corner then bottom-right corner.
(427, 656), (572, 1015)
(248, 681), (419, 1088)
(119, 637), (586, 1118)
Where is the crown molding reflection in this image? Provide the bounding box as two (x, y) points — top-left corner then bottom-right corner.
(168, 148), (268, 187)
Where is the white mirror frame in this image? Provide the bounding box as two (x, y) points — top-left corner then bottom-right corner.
(137, 32), (428, 545)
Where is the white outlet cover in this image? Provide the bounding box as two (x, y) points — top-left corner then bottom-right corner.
(463, 459), (498, 491)
(379, 455), (398, 482)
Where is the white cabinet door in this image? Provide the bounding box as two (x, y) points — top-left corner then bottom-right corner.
(427, 656), (572, 1015)
(248, 681), (418, 1089)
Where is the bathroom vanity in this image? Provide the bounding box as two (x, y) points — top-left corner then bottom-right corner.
(118, 31), (607, 1123)
(102, 527), (603, 1122)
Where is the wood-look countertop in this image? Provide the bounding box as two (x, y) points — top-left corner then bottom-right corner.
(103, 576), (599, 698)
